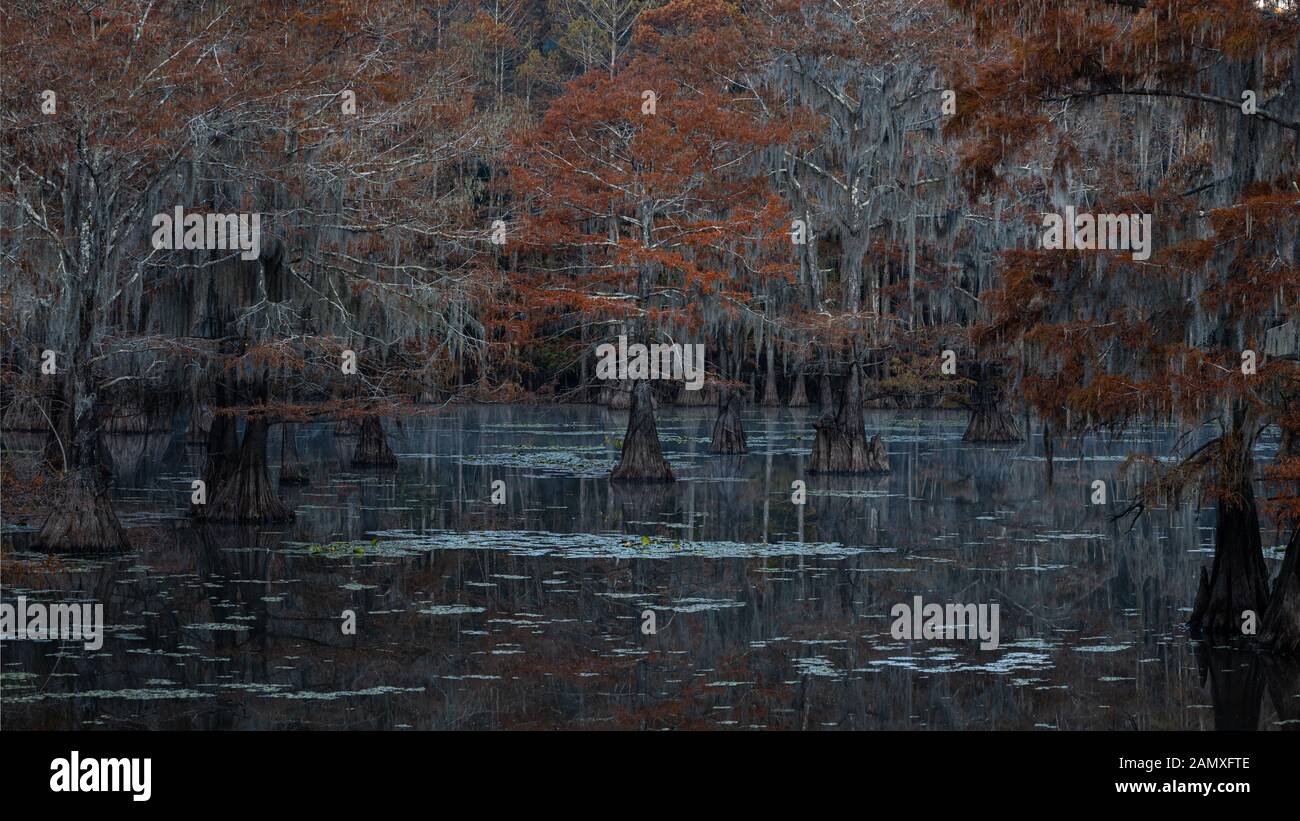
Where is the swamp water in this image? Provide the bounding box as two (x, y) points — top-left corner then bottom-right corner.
(2, 405), (1297, 730)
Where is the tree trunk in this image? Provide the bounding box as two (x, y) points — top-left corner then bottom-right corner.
(352, 416), (397, 467)
(1261, 528), (1300, 654)
(186, 404), (214, 443)
(201, 417), (294, 523)
(611, 381), (674, 481)
(35, 343), (130, 553)
(761, 341), (780, 406)
(1043, 423), (1054, 487)
(278, 422), (309, 485)
(607, 379), (633, 409)
(963, 362), (1022, 443)
(35, 466), (129, 554)
(676, 383), (716, 406)
(788, 370), (809, 407)
(808, 361), (888, 473)
(709, 388), (747, 454)
(818, 348), (834, 408)
(1190, 466), (1270, 638)
(203, 411), (241, 492)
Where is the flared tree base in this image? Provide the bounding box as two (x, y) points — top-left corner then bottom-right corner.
(278, 423), (310, 485)
(962, 407), (1023, 443)
(611, 382), (675, 482)
(806, 360), (888, 474)
(352, 417), (397, 467)
(709, 390), (748, 454)
(807, 425), (889, 474)
(787, 374), (809, 407)
(35, 471), (131, 554)
(201, 419), (295, 524)
(1261, 529), (1300, 654)
(1190, 494), (1270, 639)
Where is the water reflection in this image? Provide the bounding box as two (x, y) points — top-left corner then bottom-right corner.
(2, 405), (1296, 729)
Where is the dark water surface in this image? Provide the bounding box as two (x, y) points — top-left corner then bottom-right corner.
(3, 405), (1297, 729)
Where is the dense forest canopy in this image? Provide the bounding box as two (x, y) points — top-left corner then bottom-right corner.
(1, 0), (1298, 649)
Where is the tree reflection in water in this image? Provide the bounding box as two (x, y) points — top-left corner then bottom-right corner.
(2, 406), (1295, 730)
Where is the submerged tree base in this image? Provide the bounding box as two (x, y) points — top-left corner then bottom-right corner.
(807, 361), (889, 474)
(35, 469), (131, 554)
(809, 426), (889, 473)
(201, 419), (294, 524)
(963, 363), (1022, 443)
(1261, 529), (1300, 654)
(278, 422), (309, 485)
(611, 381), (674, 481)
(709, 389), (747, 454)
(352, 417), (398, 467)
(1190, 489), (1270, 639)
(963, 407), (1022, 443)
(787, 373), (809, 407)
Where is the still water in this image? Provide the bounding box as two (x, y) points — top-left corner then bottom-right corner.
(3, 405), (1297, 729)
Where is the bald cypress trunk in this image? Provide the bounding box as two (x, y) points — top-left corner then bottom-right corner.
(611, 381), (674, 481)
(818, 349), (834, 408)
(202, 411), (240, 493)
(34, 225), (131, 553)
(788, 370), (809, 407)
(761, 342), (780, 406)
(1190, 435), (1270, 638)
(1043, 423), (1055, 487)
(1261, 528), (1300, 653)
(808, 361), (888, 473)
(607, 379), (633, 409)
(201, 417), (294, 523)
(35, 326), (129, 554)
(35, 464), (129, 554)
(278, 422), (309, 484)
(709, 388), (747, 454)
(963, 362), (1022, 443)
(353, 416), (397, 467)
(186, 404), (214, 443)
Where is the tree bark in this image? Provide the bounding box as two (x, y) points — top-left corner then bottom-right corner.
(1190, 452), (1271, 638)
(675, 383), (716, 406)
(963, 362), (1022, 443)
(1260, 528), (1300, 654)
(818, 348), (834, 408)
(607, 379), (633, 409)
(35, 466), (129, 554)
(35, 332), (130, 553)
(709, 388), (748, 454)
(1043, 423), (1054, 487)
(761, 340), (780, 406)
(808, 360), (888, 473)
(611, 381), (674, 481)
(203, 410), (241, 492)
(352, 416), (397, 467)
(278, 422), (309, 485)
(788, 370), (809, 407)
(35, 229), (133, 553)
(201, 417), (294, 523)
(186, 404), (214, 443)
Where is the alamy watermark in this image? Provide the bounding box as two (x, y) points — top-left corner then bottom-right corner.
(890, 595), (1000, 650)
(151, 206), (261, 260)
(1041, 206), (1152, 261)
(50, 751), (151, 802)
(595, 335), (705, 391)
(0, 596), (104, 651)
